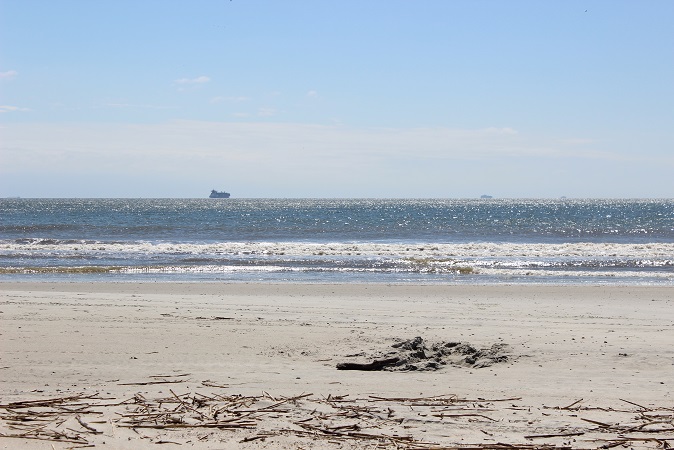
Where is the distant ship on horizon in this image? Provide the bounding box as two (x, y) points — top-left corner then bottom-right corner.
(209, 189), (231, 198)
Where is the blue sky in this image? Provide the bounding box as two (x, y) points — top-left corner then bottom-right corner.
(1, 0), (673, 198)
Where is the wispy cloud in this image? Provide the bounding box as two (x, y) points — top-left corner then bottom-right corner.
(210, 96), (249, 104)
(0, 70), (18, 80)
(174, 75), (211, 85)
(101, 102), (178, 110)
(257, 107), (276, 117)
(0, 121), (634, 170)
(561, 138), (597, 145)
(307, 90), (318, 98)
(3, 121), (671, 197)
(485, 127), (517, 135)
(0, 105), (30, 113)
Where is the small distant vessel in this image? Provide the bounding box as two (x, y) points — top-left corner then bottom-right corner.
(480, 195), (493, 199)
(209, 190), (231, 198)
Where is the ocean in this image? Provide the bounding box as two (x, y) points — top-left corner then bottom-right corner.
(1, 198), (672, 284)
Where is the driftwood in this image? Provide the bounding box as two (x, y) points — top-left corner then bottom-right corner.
(1, 384), (672, 449)
(336, 357), (400, 371)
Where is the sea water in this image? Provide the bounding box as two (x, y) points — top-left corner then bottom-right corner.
(1, 198), (672, 284)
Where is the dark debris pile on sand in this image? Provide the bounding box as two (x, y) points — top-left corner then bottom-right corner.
(337, 336), (511, 371)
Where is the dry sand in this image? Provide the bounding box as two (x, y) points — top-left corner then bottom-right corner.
(1, 282), (672, 449)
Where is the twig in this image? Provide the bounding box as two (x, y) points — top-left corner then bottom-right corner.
(75, 415), (102, 434)
(0, 433), (88, 444)
(619, 398), (651, 411)
(524, 431), (585, 439)
(149, 373), (191, 378)
(432, 413), (497, 422)
(370, 394), (457, 400)
(236, 392), (313, 415)
(116, 422), (256, 429)
(201, 380), (229, 388)
(239, 432), (277, 442)
(580, 417), (612, 428)
(169, 389), (207, 421)
(560, 399), (583, 410)
(0, 394), (104, 409)
(623, 420), (674, 432)
(118, 380), (186, 386)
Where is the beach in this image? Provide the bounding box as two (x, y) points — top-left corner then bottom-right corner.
(1, 282), (673, 448)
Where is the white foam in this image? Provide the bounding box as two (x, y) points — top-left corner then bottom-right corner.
(3, 240), (674, 259)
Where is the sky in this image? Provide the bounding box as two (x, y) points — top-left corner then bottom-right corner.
(1, 0), (673, 198)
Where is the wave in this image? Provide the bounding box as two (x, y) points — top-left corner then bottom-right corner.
(2, 240), (674, 259)
(2, 240), (672, 283)
(1, 264), (671, 283)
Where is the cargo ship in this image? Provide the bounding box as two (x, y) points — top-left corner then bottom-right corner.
(209, 190), (231, 198)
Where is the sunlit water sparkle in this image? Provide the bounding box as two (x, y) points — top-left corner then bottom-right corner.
(1, 198), (672, 284)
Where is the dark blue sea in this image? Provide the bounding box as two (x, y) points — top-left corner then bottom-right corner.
(1, 198), (673, 284)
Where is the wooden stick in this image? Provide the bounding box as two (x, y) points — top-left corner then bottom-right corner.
(619, 398), (651, 410)
(0, 394), (103, 409)
(76, 415), (102, 434)
(117, 422), (256, 429)
(560, 399), (583, 410)
(624, 420), (674, 432)
(149, 373), (191, 378)
(0, 433), (88, 444)
(118, 380), (186, 386)
(236, 392), (313, 414)
(432, 413), (497, 422)
(524, 431), (585, 439)
(369, 394), (460, 402)
(580, 417), (612, 428)
(239, 432), (277, 443)
(201, 380), (229, 388)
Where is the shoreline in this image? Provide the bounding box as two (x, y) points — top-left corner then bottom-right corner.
(1, 282), (672, 448)
(2, 279), (673, 289)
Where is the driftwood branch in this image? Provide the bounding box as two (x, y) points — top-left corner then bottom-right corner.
(336, 357), (400, 371)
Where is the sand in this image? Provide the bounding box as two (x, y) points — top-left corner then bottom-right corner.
(1, 282), (672, 449)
